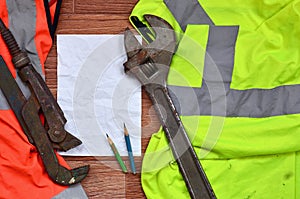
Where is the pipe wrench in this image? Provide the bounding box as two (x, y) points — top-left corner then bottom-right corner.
(0, 19), (89, 185)
(124, 15), (216, 199)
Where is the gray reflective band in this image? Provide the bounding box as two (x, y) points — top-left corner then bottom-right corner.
(52, 184), (88, 199)
(169, 25), (300, 117)
(7, 0), (42, 74)
(0, 90), (9, 109)
(164, 0), (214, 31)
(169, 26), (239, 117)
(164, 0), (300, 117)
(0, 0), (42, 110)
(170, 84), (300, 117)
(203, 26), (238, 85)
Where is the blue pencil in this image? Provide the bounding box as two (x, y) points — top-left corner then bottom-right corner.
(124, 123), (136, 174)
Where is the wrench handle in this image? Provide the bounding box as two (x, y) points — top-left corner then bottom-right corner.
(145, 84), (216, 199)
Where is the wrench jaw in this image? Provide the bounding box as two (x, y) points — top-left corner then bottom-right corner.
(124, 27), (143, 61)
(21, 95), (90, 186)
(18, 64), (83, 152)
(54, 165), (90, 186)
(52, 131), (83, 152)
(124, 15), (176, 87)
(143, 15), (176, 54)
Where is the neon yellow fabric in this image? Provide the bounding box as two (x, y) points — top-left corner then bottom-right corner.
(130, 0), (300, 198)
(143, 130), (298, 198)
(167, 25), (209, 87)
(129, 0), (183, 37)
(201, 0), (300, 89)
(142, 115), (300, 198)
(226, 1), (300, 89)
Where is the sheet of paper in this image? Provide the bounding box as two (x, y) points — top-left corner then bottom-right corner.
(57, 34), (142, 156)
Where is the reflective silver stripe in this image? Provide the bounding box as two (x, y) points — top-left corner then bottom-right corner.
(52, 184), (88, 199)
(164, 0), (300, 117)
(170, 83), (300, 117)
(0, 0), (42, 110)
(164, 0), (214, 31)
(202, 26), (238, 85)
(169, 26), (239, 116)
(7, 0), (42, 75)
(169, 26), (300, 117)
(0, 90), (9, 109)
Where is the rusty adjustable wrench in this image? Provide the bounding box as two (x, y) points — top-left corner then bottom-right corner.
(124, 15), (216, 199)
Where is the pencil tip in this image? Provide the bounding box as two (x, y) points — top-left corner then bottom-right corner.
(124, 123), (129, 135)
(106, 133), (108, 138)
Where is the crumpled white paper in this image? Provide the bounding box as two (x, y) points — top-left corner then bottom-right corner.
(57, 34), (142, 156)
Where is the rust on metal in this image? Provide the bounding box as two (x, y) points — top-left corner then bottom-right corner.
(0, 18), (89, 185)
(124, 15), (216, 199)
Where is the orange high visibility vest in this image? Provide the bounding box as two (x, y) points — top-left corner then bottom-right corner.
(0, 1), (72, 198)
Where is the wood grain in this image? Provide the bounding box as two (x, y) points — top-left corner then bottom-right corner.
(74, 0), (138, 14)
(45, 0), (160, 198)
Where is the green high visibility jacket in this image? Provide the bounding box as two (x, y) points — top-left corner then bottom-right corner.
(130, 0), (300, 198)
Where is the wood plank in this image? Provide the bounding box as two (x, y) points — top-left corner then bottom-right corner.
(67, 160), (126, 198)
(56, 14), (132, 34)
(126, 173), (146, 198)
(60, 0), (75, 14)
(65, 157), (146, 198)
(75, 0), (139, 14)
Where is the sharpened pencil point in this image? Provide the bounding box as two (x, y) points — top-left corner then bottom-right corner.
(124, 123), (129, 136)
(106, 133), (109, 138)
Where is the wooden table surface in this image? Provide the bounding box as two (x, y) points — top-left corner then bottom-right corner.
(45, 0), (161, 198)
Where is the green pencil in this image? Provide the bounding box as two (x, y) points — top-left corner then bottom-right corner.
(106, 133), (128, 173)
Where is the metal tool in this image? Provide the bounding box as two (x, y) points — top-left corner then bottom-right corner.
(0, 19), (89, 185)
(124, 15), (216, 199)
(0, 19), (81, 152)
